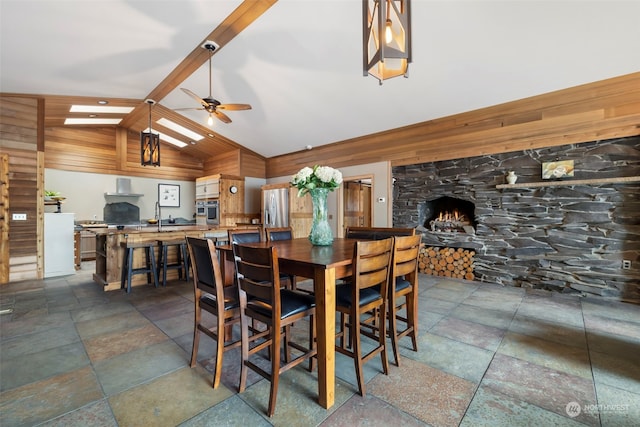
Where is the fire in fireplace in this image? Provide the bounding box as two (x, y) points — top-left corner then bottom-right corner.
(423, 196), (476, 233)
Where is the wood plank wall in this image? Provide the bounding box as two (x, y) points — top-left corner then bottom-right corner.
(204, 150), (240, 176)
(203, 149), (266, 178)
(240, 151), (266, 178)
(266, 72), (640, 178)
(45, 127), (204, 181)
(0, 96), (40, 282)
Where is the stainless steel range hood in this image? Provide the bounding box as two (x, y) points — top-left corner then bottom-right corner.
(104, 178), (143, 197)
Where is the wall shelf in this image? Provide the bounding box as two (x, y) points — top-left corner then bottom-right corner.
(496, 175), (640, 189)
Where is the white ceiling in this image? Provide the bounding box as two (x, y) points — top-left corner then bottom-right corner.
(2, 0), (640, 158)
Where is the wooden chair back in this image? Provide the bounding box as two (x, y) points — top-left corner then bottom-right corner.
(265, 226), (293, 242)
(345, 226), (415, 240)
(388, 234), (422, 366)
(228, 227), (262, 245)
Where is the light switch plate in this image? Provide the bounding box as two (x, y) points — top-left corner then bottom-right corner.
(12, 213), (27, 220)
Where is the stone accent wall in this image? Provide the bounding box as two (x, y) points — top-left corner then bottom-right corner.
(392, 136), (640, 302)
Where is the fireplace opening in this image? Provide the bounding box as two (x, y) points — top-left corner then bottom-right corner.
(423, 196), (476, 233)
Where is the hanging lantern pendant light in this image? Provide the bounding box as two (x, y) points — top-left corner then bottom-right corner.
(140, 99), (160, 166)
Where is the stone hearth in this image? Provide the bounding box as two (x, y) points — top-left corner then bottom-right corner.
(392, 136), (640, 302)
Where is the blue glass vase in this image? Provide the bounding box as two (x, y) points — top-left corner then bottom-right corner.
(309, 188), (333, 246)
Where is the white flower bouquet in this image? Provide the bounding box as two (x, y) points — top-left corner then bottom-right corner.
(291, 165), (343, 197)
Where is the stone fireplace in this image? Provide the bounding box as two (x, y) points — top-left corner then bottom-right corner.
(392, 135), (640, 302)
(422, 196), (476, 233)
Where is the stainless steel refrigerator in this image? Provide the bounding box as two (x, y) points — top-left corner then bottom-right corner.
(262, 187), (289, 228)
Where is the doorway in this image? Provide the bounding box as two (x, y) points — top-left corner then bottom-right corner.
(339, 177), (372, 236)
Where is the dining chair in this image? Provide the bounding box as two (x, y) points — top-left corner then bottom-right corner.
(335, 237), (393, 396)
(264, 226), (306, 292)
(387, 234), (422, 366)
(228, 227), (262, 245)
(186, 237), (241, 389)
(345, 226), (415, 240)
(233, 243), (317, 417)
(264, 226), (293, 242)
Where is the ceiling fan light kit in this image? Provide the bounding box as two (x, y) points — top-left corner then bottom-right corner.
(177, 40), (251, 126)
(363, 0), (412, 84)
(141, 99), (160, 167)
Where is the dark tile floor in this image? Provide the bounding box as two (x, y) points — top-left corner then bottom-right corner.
(1, 262), (639, 426)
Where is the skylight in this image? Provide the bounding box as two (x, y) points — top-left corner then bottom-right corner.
(69, 105), (135, 114)
(156, 118), (204, 141)
(64, 118), (123, 125)
(142, 128), (188, 148)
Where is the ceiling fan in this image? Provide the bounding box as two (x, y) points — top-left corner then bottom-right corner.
(177, 42), (251, 125)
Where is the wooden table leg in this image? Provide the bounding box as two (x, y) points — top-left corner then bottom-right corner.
(314, 267), (336, 409)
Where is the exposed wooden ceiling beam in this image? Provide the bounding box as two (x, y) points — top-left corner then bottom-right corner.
(120, 0), (277, 129)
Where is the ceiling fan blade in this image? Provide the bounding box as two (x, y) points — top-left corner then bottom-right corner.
(181, 87), (209, 108)
(173, 107), (205, 111)
(217, 103), (252, 111)
(213, 110), (232, 124)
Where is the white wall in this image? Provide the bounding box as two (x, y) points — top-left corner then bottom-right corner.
(45, 169), (196, 222)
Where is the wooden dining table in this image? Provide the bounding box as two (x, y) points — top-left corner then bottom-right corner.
(218, 237), (357, 409)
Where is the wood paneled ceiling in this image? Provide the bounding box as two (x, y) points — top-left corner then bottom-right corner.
(2, 1), (640, 161)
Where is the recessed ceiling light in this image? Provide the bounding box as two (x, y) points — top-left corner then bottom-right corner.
(97, 100), (108, 105)
(70, 105), (134, 114)
(156, 118), (204, 141)
(88, 114), (97, 118)
(207, 133), (214, 138)
(64, 118), (122, 125)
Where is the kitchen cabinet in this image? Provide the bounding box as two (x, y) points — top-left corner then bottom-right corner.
(80, 230), (96, 260)
(195, 175), (220, 199)
(195, 174), (246, 226)
(219, 175), (245, 226)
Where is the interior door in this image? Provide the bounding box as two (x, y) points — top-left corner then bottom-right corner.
(343, 181), (371, 230)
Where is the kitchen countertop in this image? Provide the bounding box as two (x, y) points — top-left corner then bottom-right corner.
(89, 224), (228, 235)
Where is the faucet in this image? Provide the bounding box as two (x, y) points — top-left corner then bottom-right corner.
(155, 201), (162, 231)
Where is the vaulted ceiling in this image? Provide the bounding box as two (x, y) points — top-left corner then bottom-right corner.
(2, 1), (639, 161)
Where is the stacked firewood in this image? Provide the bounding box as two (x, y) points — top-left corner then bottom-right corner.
(418, 246), (475, 280)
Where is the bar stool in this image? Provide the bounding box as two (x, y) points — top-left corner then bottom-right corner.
(120, 240), (159, 293)
(156, 238), (190, 286)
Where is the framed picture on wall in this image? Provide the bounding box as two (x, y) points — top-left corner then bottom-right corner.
(158, 184), (180, 207)
(542, 160), (574, 180)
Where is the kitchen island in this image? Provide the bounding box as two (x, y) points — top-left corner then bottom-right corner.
(91, 225), (228, 291)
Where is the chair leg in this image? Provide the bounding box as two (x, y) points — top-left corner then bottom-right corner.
(127, 248), (134, 294)
(351, 311), (365, 396)
(284, 324), (292, 363)
(308, 314), (316, 372)
(239, 312), (250, 393)
(406, 291), (418, 352)
(268, 325), (281, 417)
(389, 298), (401, 366)
(379, 303), (389, 376)
(212, 315), (226, 389)
(121, 248), (128, 292)
(164, 245), (170, 286)
(190, 309), (201, 368)
(181, 243), (190, 282)
(149, 247), (159, 288)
